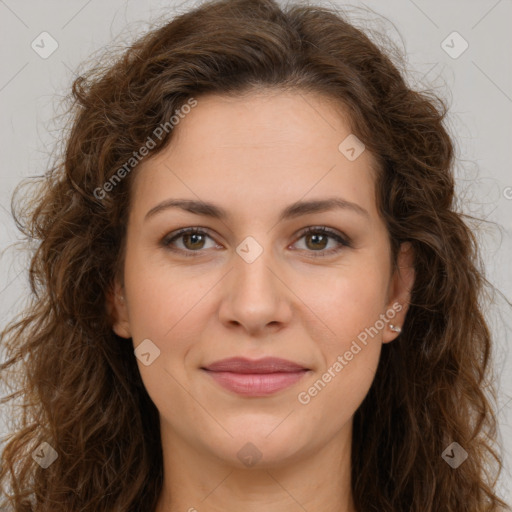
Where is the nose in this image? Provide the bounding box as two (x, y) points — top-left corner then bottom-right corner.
(217, 242), (293, 336)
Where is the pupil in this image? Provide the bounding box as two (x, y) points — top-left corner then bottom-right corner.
(185, 234), (204, 249)
(308, 233), (327, 250)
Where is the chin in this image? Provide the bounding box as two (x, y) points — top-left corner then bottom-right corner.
(206, 424), (311, 469)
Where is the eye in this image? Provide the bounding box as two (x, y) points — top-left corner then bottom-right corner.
(292, 226), (351, 257)
(161, 227), (220, 256)
(161, 226), (351, 258)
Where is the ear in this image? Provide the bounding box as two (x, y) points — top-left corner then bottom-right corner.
(106, 279), (132, 339)
(382, 242), (415, 344)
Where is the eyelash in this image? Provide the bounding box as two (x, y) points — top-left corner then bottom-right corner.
(161, 226), (352, 258)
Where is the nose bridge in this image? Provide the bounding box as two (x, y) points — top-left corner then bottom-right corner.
(218, 234), (292, 331)
(232, 235), (279, 302)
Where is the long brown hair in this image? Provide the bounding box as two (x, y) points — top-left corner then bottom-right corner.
(1, 0), (509, 510)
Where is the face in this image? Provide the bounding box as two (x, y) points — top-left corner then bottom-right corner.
(110, 91), (414, 469)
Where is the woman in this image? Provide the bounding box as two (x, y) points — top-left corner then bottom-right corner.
(1, 0), (509, 510)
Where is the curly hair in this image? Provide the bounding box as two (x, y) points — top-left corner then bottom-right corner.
(1, 0), (509, 510)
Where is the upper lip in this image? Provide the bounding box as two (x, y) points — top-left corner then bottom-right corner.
(202, 357), (309, 374)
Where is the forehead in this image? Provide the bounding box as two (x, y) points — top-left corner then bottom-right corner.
(131, 91), (379, 224)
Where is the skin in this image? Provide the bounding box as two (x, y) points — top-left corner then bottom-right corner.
(109, 90), (415, 512)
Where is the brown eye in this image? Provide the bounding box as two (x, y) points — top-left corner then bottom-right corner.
(162, 228), (219, 256)
(293, 226), (351, 257)
(182, 232), (207, 250)
(304, 232), (329, 251)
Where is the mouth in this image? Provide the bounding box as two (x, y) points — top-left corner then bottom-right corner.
(201, 357), (310, 396)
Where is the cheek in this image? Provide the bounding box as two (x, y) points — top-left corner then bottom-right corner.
(293, 269), (387, 438)
(123, 247), (215, 341)
(122, 256), (209, 414)
(122, 253), (220, 408)
(293, 258), (390, 346)
(292, 257), (389, 397)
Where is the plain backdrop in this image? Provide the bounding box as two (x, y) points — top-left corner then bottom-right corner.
(0, 0), (511, 502)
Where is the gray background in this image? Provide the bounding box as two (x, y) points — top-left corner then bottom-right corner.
(0, 0), (511, 502)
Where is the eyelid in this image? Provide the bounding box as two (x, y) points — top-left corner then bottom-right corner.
(161, 225), (352, 257)
(295, 225), (350, 244)
(291, 226), (352, 257)
(161, 226), (220, 256)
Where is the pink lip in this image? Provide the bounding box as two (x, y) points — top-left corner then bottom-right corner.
(201, 357), (310, 396)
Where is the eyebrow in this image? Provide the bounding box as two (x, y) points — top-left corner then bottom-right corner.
(144, 197), (369, 222)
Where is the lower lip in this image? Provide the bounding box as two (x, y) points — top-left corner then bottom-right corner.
(202, 370), (308, 396)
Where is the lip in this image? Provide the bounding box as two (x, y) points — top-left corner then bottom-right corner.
(202, 357), (308, 373)
(201, 357), (310, 397)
